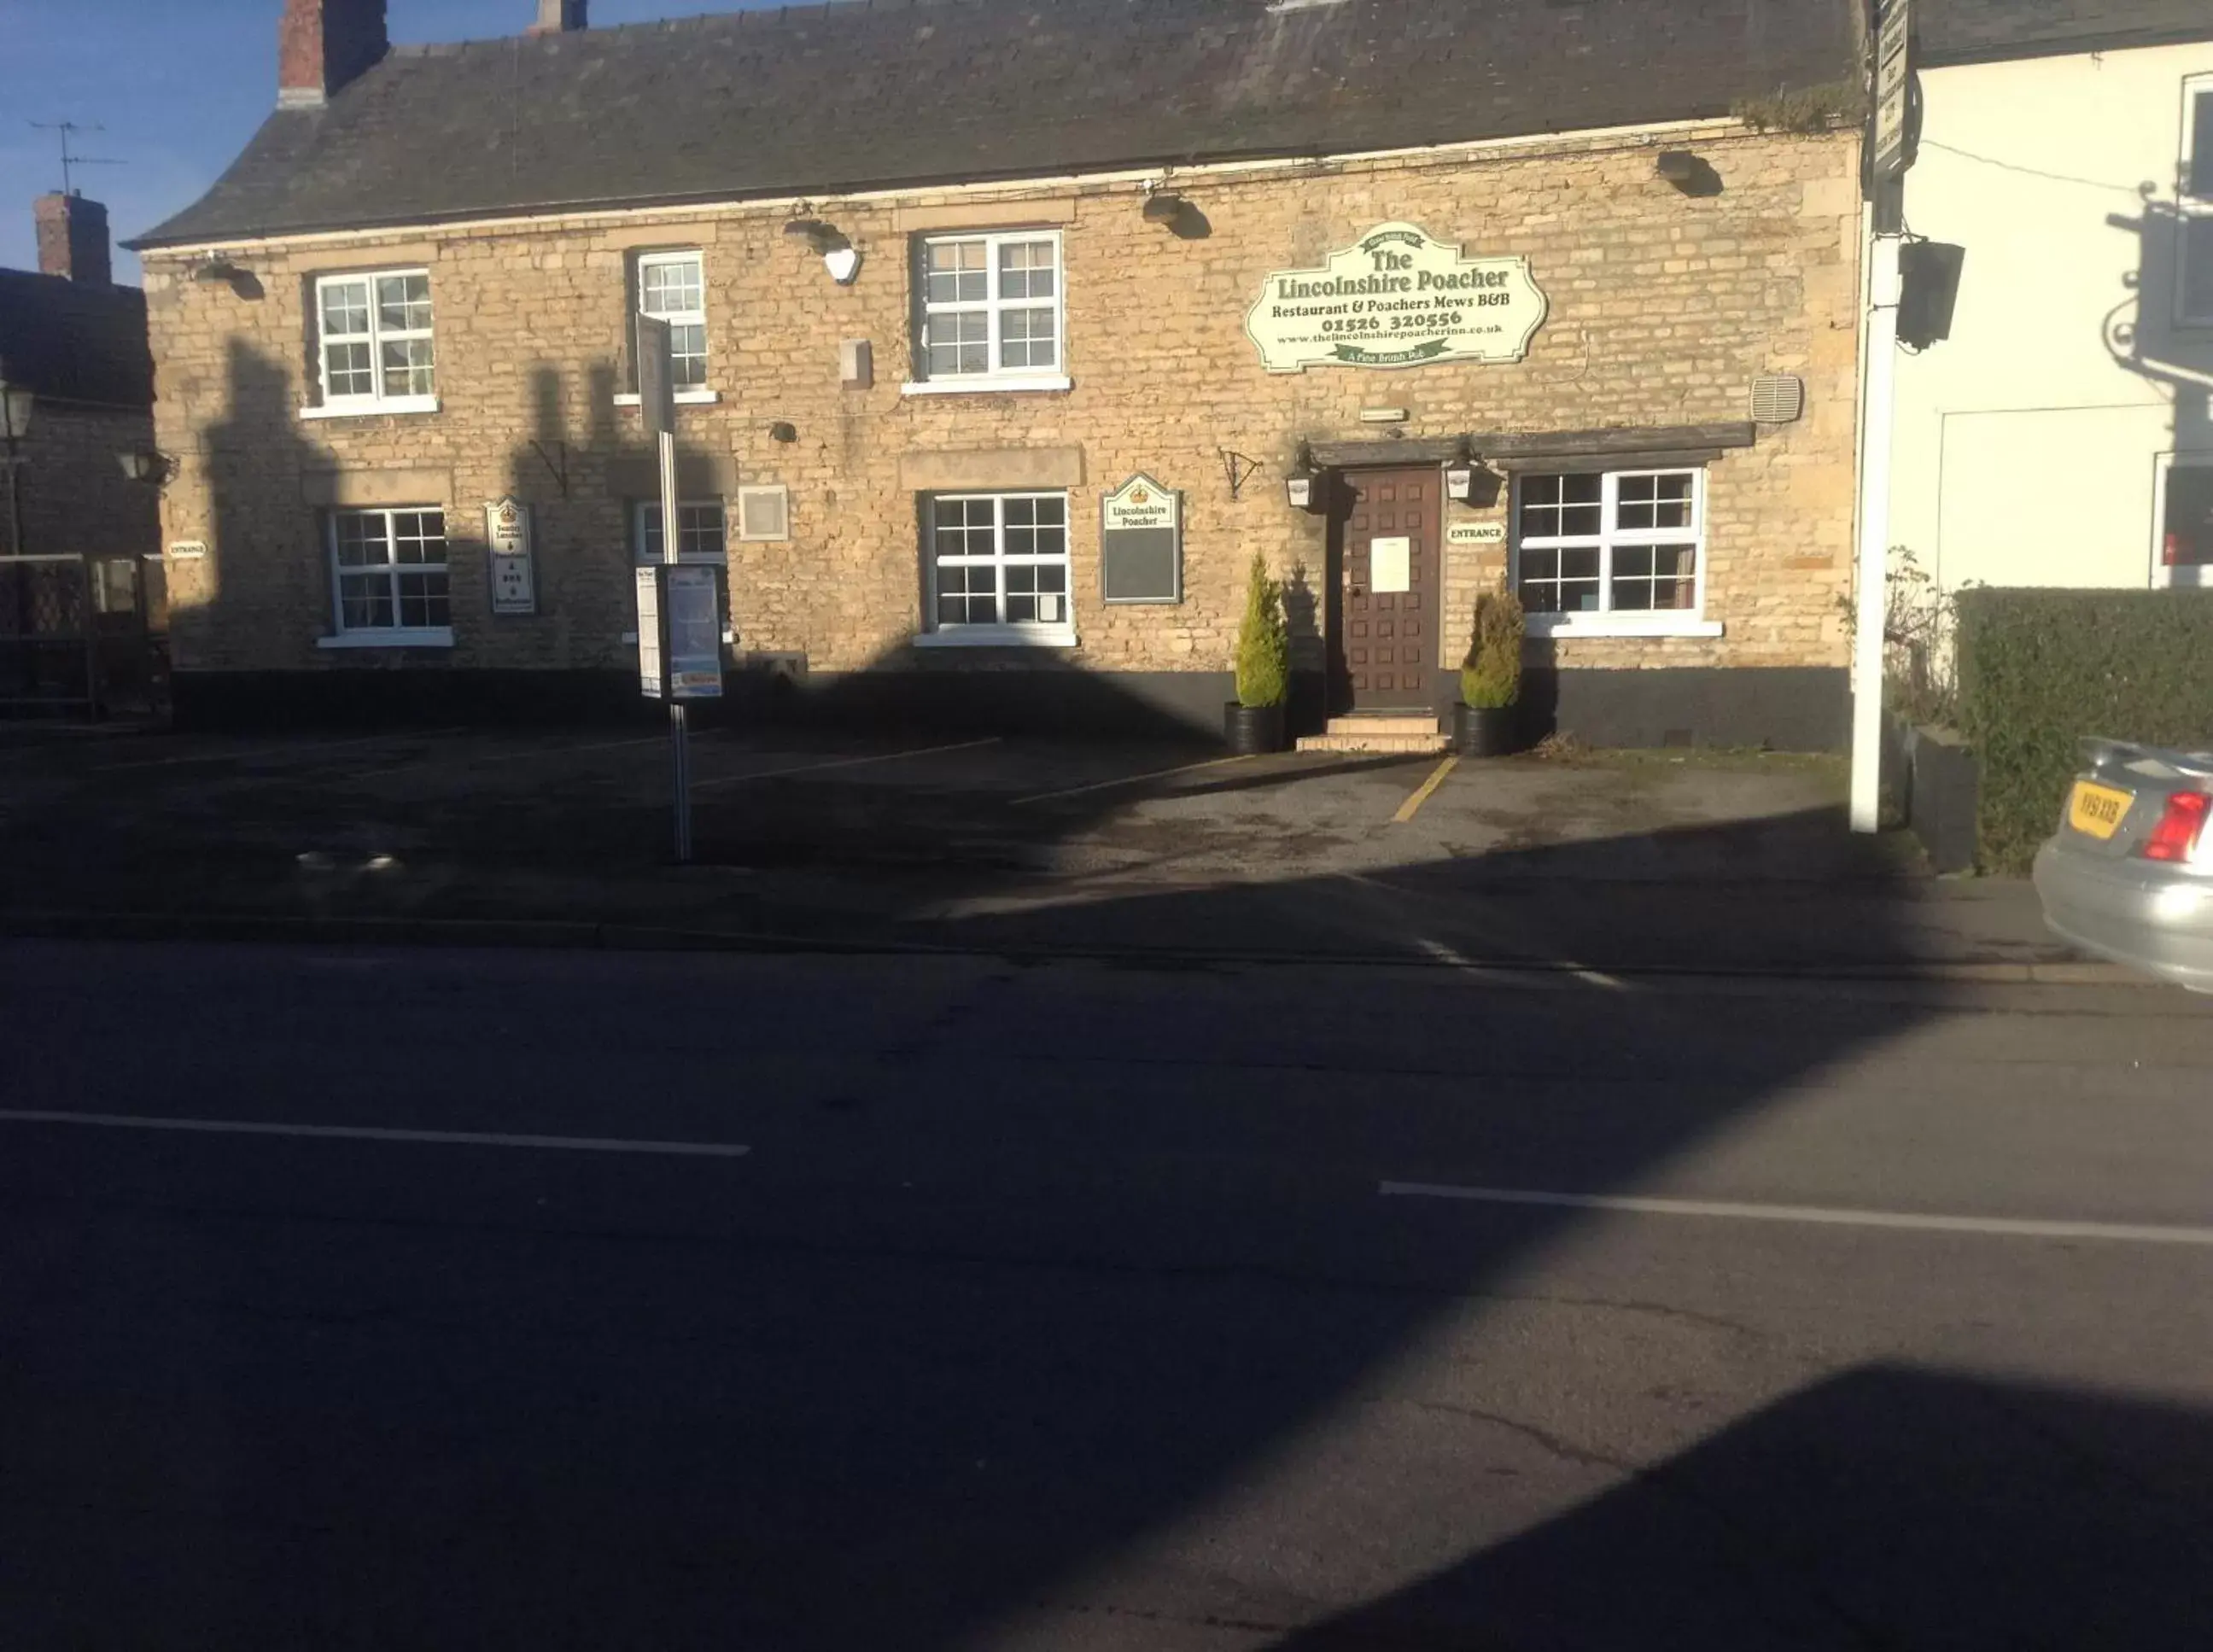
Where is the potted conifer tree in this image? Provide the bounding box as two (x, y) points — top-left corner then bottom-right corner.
(1225, 552), (1290, 754)
(1455, 581), (1525, 756)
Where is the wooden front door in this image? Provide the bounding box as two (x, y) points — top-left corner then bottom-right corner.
(1337, 468), (1442, 710)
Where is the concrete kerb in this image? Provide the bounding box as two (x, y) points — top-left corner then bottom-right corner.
(0, 908), (2150, 988)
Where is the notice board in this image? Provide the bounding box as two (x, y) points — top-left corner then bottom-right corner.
(1100, 473), (1182, 604)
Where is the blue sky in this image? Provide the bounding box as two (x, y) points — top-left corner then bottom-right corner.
(0, 2), (767, 282)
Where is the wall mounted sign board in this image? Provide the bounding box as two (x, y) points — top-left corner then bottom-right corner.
(1370, 534), (1413, 594)
(1247, 222), (1548, 373)
(1447, 522), (1507, 545)
(484, 496), (537, 615)
(1100, 472), (1182, 604)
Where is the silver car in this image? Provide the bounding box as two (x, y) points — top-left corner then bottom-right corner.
(2035, 738), (2213, 993)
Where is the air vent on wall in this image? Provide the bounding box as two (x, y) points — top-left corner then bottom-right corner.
(1750, 375), (1805, 425)
(738, 485), (790, 542)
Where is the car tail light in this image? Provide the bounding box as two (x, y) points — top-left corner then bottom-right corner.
(2140, 791), (2211, 862)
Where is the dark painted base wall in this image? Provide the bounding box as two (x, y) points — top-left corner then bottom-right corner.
(174, 663), (1849, 750)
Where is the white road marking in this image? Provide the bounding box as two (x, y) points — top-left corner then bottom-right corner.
(690, 737), (1001, 791)
(1557, 959), (1630, 991)
(90, 730), (444, 773)
(1013, 754), (1252, 808)
(1380, 1181), (2213, 1246)
(0, 1108), (750, 1159)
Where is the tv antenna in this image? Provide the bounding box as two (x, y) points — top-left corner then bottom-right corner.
(29, 122), (126, 196)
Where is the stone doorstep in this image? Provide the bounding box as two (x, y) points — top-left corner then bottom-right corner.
(1295, 733), (1451, 754)
(1326, 715), (1441, 738)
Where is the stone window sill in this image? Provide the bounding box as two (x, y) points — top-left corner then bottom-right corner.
(913, 625), (1077, 649)
(619, 629), (739, 645)
(901, 375), (1073, 398)
(612, 390), (722, 407)
(300, 396), (441, 421)
(1529, 616), (1725, 639)
(318, 628), (455, 650)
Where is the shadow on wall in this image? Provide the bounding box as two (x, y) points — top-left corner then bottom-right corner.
(2105, 197), (2213, 581)
(174, 341), (1841, 747)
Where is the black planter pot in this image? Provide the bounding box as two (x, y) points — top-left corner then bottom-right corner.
(1454, 702), (1520, 757)
(1224, 702), (1288, 755)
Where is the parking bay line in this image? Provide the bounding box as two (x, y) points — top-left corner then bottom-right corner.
(691, 736), (1001, 791)
(0, 1108), (750, 1159)
(354, 730), (667, 779)
(1392, 755), (1459, 824)
(1014, 754), (1251, 808)
(1381, 1181), (2213, 1246)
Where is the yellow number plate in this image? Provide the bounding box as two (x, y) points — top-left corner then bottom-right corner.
(2069, 781), (2132, 839)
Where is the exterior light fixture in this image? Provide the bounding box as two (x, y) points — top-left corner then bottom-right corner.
(0, 381), (33, 443)
(785, 219), (861, 283)
(1142, 191), (1186, 223)
(1284, 447), (1323, 513)
(117, 449), (174, 486)
(1445, 456), (1478, 504)
(1655, 150), (1720, 196)
(768, 421), (798, 443)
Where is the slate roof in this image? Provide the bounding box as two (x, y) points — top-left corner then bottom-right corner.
(137, 0), (1862, 249)
(1918, 0), (2213, 66)
(0, 270), (154, 408)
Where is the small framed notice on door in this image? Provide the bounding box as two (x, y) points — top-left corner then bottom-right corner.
(1370, 535), (1413, 594)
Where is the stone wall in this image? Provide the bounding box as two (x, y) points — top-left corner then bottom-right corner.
(143, 120), (1861, 702)
(6, 400), (160, 562)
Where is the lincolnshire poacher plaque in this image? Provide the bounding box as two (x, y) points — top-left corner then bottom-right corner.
(1246, 223), (1547, 373)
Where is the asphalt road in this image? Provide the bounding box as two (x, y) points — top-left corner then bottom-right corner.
(3, 938), (2211, 1649)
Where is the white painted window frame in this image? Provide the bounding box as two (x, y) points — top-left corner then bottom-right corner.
(636, 248), (711, 389)
(632, 498), (729, 565)
(2181, 73), (2213, 328)
(918, 490), (1077, 647)
(1512, 467), (1723, 639)
(322, 505), (453, 647)
(310, 269), (439, 417)
(2152, 449), (2213, 590)
(907, 230), (1071, 394)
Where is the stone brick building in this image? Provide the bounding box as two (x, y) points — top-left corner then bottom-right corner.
(136, 0), (1868, 746)
(1, 193), (163, 710)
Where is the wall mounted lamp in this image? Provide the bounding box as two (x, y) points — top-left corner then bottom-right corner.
(1284, 446), (1323, 513)
(768, 421), (798, 444)
(117, 449), (176, 487)
(1140, 186), (1212, 240)
(1444, 453), (1478, 504)
(785, 219), (861, 284)
(1, 381), (33, 443)
(190, 258), (263, 298)
(1655, 150), (1722, 197)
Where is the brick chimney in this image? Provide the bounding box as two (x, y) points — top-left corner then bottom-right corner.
(278, 0), (390, 108)
(529, 0), (588, 32)
(34, 193), (111, 289)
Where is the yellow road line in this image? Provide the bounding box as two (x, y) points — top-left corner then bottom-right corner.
(1013, 753), (1251, 808)
(1392, 755), (1459, 824)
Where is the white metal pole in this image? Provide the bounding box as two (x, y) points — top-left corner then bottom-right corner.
(1849, 231), (1902, 835)
(658, 426), (692, 861)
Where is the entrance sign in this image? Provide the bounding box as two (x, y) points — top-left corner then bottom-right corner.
(1447, 522), (1507, 546)
(484, 496), (537, 615)
(1247, 223), (1547, 373)
(1369, 535), (1413, 595)
(1100, 473), (1183, 604)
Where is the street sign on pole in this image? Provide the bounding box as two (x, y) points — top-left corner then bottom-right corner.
(634, 313), (707, 861)
(1871, 0), (1916, 189)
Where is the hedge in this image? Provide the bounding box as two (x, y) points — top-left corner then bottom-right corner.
(1955, 589), (2213, 873)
